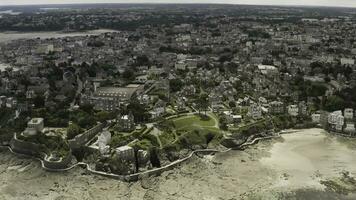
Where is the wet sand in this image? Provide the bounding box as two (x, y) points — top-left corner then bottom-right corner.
(261, 129), (356, 190)
(0, 128), (355, 200)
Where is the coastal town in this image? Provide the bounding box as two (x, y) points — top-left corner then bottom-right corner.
(0, 4), (355, 181)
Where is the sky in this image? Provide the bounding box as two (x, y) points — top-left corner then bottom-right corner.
(1, 0), (356, 8)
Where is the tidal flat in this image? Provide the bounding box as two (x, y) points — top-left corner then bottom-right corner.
(0, 128), (355, 200)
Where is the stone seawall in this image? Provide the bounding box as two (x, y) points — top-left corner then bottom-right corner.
(9, 133), (72, 170)
(43, 153), (72, 169)
(10, 134), (41, 156)
(81, 148), (230, 182)
(68, 122), (106, 149)
(3, 130), (293, 181)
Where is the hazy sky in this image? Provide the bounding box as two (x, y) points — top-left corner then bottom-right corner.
(1, 0), (356, 8)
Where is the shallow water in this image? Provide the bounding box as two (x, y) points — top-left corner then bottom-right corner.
(0, 29), (117, 43)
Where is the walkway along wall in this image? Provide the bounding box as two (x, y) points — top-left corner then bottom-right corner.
(9, 133), (72, 170)
(10, 133), (41, 156)
(68, 122), (106, 149)
(4, 129), (295, 181)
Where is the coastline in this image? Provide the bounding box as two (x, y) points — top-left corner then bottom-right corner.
(0, 129), (290, 181)
(0, 29), (118, 43)
(0, 128), (356, 199)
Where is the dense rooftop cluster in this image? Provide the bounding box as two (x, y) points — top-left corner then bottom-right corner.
(0, 5), (356, 175)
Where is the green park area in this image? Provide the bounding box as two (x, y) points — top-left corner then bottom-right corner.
(109, 125), (154, 149)
(172, 114), (219, 132)
(159, 113), (223, 151)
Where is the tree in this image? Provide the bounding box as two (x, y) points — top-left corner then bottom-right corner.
(169, 79), (184, 93)
(127, 99), (150, 123)
(80, 104), (94, 114)
(229, 101), (236, 108)
(196, 93), (209, 115)
(324, 95), (345, 111)
(135, 55), (150, 66)
(218, 54), (232, 63)
(87, 40), (105, 47)
(33, 95), (45, 108)
(66, 123), (83, 140)
(219, 115), (228, 130)
(95, 111), (111, 122)
(77, 115), (96, 129)
(306, 83), (327, 97)
(122, 69), (135, 81)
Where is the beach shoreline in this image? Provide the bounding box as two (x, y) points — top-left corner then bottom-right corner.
(0, 128), (355, 200)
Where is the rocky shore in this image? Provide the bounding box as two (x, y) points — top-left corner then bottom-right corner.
(0, 128), (355, 200)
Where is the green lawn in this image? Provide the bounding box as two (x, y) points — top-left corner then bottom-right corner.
(159, 131), (176, 146)
(172, 114), (218, 131)
(163, 114), (222, 149)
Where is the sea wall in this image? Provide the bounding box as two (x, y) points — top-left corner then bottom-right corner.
(9, 133), (72, 170)
(68, 122), (106, 149)
(10, 133), (41, 156)
(82, 149), (225, 182)
(3, 129), (287, 181)
(43, 153), (72, 169)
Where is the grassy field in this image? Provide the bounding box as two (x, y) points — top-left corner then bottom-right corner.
(172, 114), (218, 132)
(161, 114), (222, 150)
(159, 131), (176, 147)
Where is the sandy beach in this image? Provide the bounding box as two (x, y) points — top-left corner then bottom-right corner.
(0, 128), (355, 200)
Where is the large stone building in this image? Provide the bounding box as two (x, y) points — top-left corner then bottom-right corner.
(81, 85), (144, 111)
(23, 118), (44, 136)
(116, 145), (135, 161)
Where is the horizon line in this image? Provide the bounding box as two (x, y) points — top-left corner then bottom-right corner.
(0, 3), (356, 9)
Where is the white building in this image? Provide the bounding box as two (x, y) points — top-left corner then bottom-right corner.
(232, 115), (242, 124)
(26, 90), (36, 99)
(0, 96), (6, 107)
(298, 101), (308, 116)
(148, 66), (165, 75)
(311, 113), (321, 123)
(27, 118), (44, 132)
(6, 97), (17, 108)
(36, 44), (54, 54)
(337, 115), (345, 126)
(328, 111), (344, 132)
(23, 118), (44, 136)
(340, 58), (355, 65)
(98, 131), (111, 146)
(258, 64), (278, 76)
(288, 105), (299, 117)
(175, 61), (187, 70)
(344, 108), (354, 120)
(269, 101), (284, 114)
(186, 59), (198, 70)
(135, 75), (148, 83)
(116, 146), (135, 161)
(328, 110), (343, 125)
(344, 123), (356, 135)
(248, 104), (262, 120)
(98, 131), (111, 155)
(258, 97), (268, 105)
